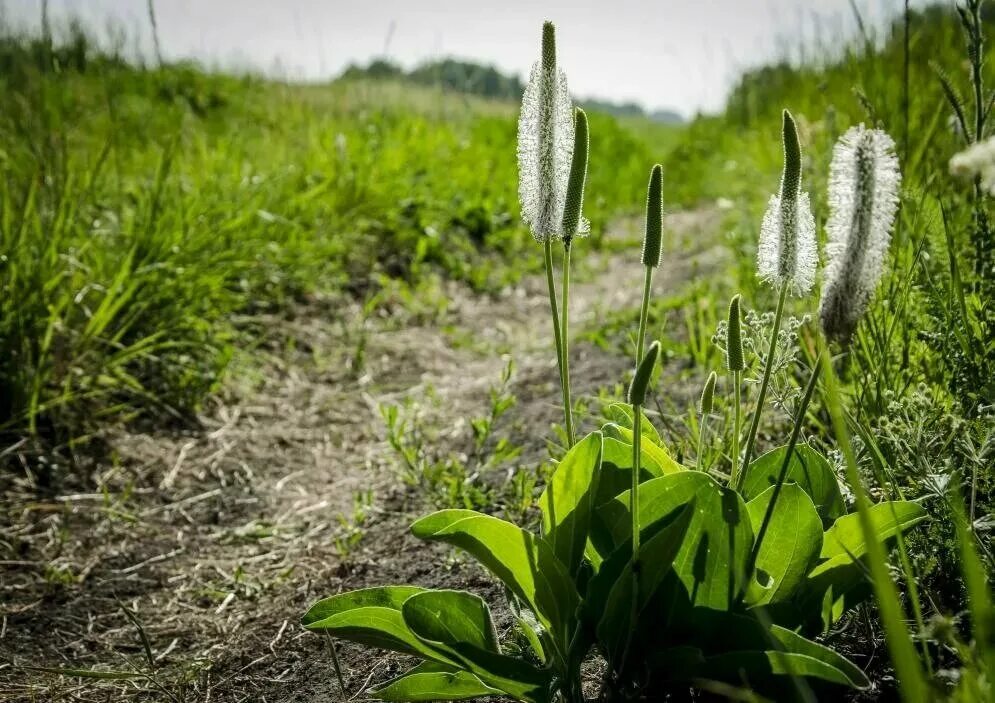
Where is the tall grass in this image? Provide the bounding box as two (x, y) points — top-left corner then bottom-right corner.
(662, 2), (993, 697)
(0, 19), (679, 444)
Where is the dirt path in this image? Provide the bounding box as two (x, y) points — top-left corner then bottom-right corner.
(0, 209), (722, 703)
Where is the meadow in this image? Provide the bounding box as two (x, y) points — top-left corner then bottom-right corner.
(0, 3), (992, 702)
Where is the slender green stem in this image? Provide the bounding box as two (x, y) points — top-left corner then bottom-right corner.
(636, 266), (654, 363)
(632, 408), (642, 554)
(696, 415), (708, 472)
(544, 241), (571, 443)
(970, 461), (978, 532)
(729, 371), (743, 487)
(746, 352), (821, 583)
(618, 406), (644, 679)
(561, 241), (575, 448)
(740, 280), (788, 488)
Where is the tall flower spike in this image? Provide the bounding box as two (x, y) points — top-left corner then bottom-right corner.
(757, 110), (817, 295)
(819, 125), (902, 343)
(517, 21), (576, 242)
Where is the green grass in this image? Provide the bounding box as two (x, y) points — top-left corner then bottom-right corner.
(0, 26), (679, 441)
(652, 3), (994, 698)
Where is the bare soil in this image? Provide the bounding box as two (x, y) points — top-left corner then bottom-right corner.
(0, 210), (724, 703)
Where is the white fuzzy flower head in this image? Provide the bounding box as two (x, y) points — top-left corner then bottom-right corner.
(517, 22), (575, 243)
(819, 125), (902, 343)
(758, 192), (817, 295)
(757, 110), (817, 296)
(949, 136), (995, 195)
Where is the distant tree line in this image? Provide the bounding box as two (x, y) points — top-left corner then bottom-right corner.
(338, 57), (683, 123)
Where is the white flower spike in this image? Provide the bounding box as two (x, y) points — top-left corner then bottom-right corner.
(517, 21), (576, 242)
(949, 136), (995, 195)
(820, 125), (902, 343)
(757, 110), (818, 296)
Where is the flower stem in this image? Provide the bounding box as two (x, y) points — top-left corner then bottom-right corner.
(739, 280), (788, 489)
(636, 265), (654, 363)
(696, 415), (709, 472)
(544, 241), (570, 443)
(632, 408), (642, 554)
(746, 352), (821, 580)
(730, 370), (742, 487)
(620, 405), (643, 676)
(560, 241), (575, 448)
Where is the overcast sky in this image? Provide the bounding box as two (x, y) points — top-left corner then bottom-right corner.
(11, 0), (919, 115)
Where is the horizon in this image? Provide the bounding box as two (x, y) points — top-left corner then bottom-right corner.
(13, 0), (924, 116)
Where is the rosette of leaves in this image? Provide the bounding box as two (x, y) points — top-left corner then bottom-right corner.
(302, 403), (925, 701)
(589, 406), (927, 698)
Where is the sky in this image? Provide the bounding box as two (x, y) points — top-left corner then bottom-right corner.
(11, 0), (917, 116)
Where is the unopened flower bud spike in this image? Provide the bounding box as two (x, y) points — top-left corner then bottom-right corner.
(558, 108), (589, 448)
(636, 165), (663, 365)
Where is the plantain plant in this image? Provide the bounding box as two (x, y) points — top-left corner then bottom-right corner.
(302, 24), (929, 703)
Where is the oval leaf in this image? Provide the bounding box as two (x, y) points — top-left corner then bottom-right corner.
(702, 649), (866, 689)
(770, 625), (869, 689)
(606, 402), (664, 445)
(538, 431), (603, 579)
(746, 483), (823, 606)
(595, 500), (696, 663)
(402, 591), (550, 702)
(600, 472), (753, 611)
(301, 586), (446, 662)
(411, 510), (578, 646)
(811, 500), (928, 576)
(605, 423), (684, 475)
(741, 444), (845, 525)
(402, 590), (499, 653)
(370, 662), (501, 701)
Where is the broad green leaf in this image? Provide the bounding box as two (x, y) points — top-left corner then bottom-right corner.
(301, 586), (443, 661)
(793, 501), (927, 632)
(702, 649), (866, 689)
(601, 472), (753, 611)
(538, 431), (603, 579)
(592, 435), (665, 507)
(403, 591), (550, 702)
(644, 621), (868, 691)
(605, 423), (684, 475)
(595, 501), (696, 663)
(769, 625), (869, 689)
(411, 510), (578, 646)
(401, 590), (499, 653)
(745, 484), (823, 605)
(369, 661), (501, 701)
(741, 444), (845, 525)
(810, 501), (928, 577)
(605, 402), (663, 445)
(587, 433), (673, 565)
